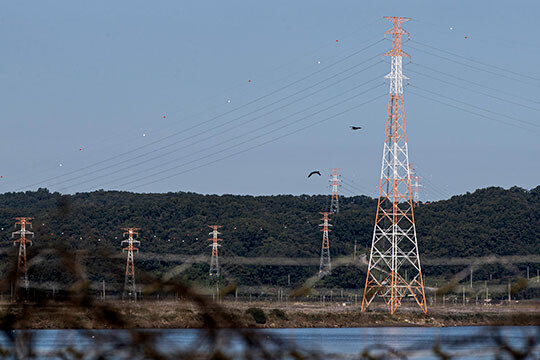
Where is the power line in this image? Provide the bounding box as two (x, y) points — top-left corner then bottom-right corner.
(16, 39), (385, 192)
(50, 60), (385, 190)
(341, 179), (372, 195)
(410, 85), (540, 130)
(407, 44), (540, 89)
(71, 77), (385, 191)
(410, 61), (540, 106)
(408, 88), (540, 134)
(127, 94), (386, 190)
(409, 39), (540, 83)
(408, 68), (540, 114)
(115, 85), (385, 190)
(340, 182), (363, 196)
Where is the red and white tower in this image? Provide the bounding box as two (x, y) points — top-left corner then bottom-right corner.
(12, 217), (34, 291)
(329, 168), (341, 214)
(361, 17), (428, 314)
(121, 227), (140, 301)
(318, 212), (332, 278)
(208, 225), (222, 277)
(409, 164), (422, 207)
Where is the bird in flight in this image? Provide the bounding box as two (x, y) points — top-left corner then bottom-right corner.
(350, 126), (362, 130)
(308, 170), (321, 178)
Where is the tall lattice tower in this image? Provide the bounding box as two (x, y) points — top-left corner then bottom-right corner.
(12, 217), (34, 291)
(329, 168), (341, 214)
(121, 227), (140, 301)
(208, 225), (222, 277)
(361, 16), (428, 314)
(318, 212), (332, 278)
(409, 164), (422, 207)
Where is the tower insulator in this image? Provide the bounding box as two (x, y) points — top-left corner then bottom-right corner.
(121, 227), (140, 301)
(361, 16), (428, 315)
(318, 212), (332, 278)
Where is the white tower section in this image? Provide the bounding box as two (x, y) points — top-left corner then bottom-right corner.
(329, 168), (341, 214)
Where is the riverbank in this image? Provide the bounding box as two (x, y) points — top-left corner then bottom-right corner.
(2, 300), (539, 329)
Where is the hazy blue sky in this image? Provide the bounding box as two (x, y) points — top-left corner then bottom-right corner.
(1, 0), (539, 200)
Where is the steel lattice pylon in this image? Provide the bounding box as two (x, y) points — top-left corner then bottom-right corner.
(318, 212), (332, 278)
(361, 16), (428, 314)
(329, 168), (341, 214)
(122, 227), (140, 301)
(12, 217), (34, 291)
(208, 225), (222, 277)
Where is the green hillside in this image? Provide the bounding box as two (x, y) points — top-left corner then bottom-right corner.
(0, 186), (538, 295)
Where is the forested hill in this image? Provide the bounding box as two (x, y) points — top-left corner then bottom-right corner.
(0, 186), (538, 287)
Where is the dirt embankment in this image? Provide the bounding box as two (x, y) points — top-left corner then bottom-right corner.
(2, 301), (539, 329)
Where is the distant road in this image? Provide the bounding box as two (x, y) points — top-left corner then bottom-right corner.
(132, 253), (540, 266)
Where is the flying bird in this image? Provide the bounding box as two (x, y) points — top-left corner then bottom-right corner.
(308, 171), (321, 178)
(350, 126), (362, 130)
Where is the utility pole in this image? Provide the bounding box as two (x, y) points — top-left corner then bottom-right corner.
(121, 228), (140, 301)
(329, 168), (341, 214)
(12, 217), (34, 292)
(361, 16), (428, 315)
(318, 212), (332, 278)
(470, 267), (473, 288)
(208, 225), (222, 278)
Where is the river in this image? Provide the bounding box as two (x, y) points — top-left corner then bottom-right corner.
(3, 326), (538, 359)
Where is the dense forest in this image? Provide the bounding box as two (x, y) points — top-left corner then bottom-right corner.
(0, 186), (538, 296)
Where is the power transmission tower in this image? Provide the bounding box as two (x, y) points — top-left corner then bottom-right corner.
(318, 212), (332, 278)
(208, 225), (222, 277)
(121, 228), (140, 301)
(409, 164), (422, 207)
(361, 17), (428, 314)
(12, 217), (34, 291)
(329, 168), (341, 214)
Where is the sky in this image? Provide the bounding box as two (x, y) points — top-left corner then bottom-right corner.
(0, 0), (539, 200)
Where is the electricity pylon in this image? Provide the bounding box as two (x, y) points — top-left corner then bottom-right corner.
(318, 212), (332, 278)
(409, 164), (422, 207)
(329, 168), (341, 214)
(361, 16), (428, 314)
(121, 228), (140, 301)
(12, 217), (34, 291)
(208, 225), (222, 277)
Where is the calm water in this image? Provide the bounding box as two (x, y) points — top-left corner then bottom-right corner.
(3, 326), (539, 359)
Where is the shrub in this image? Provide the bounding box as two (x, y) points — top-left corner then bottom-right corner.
(246, 307), (267, 324)
(269, 308), (287, 320)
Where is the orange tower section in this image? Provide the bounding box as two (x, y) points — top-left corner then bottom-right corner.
(361, 17), (427, 314)
(318, 212), (332, 278)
